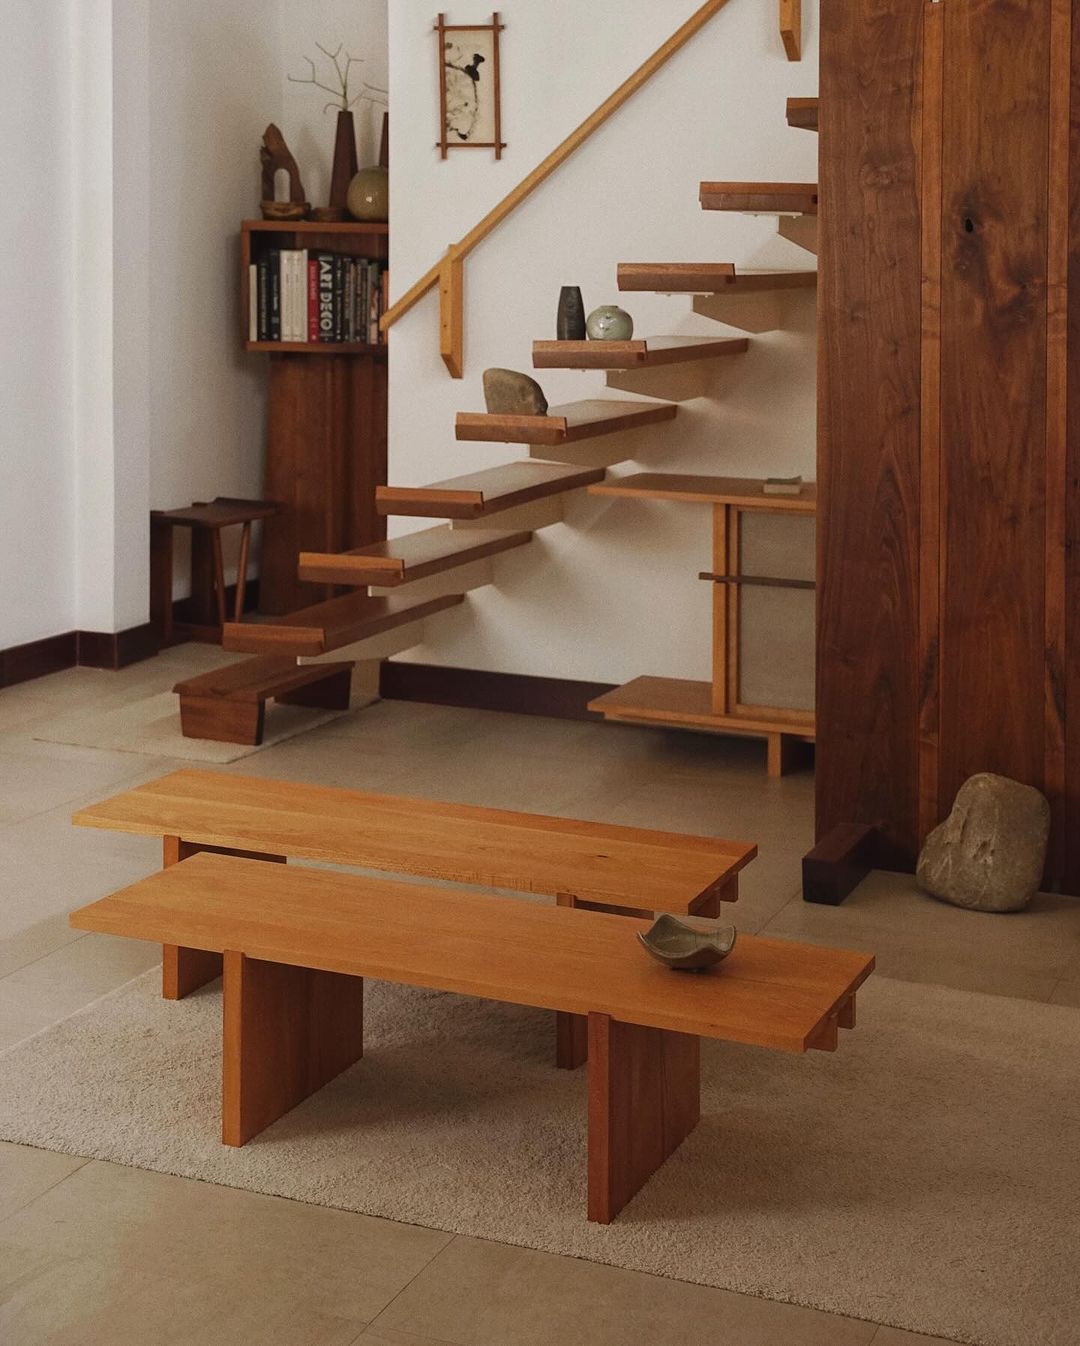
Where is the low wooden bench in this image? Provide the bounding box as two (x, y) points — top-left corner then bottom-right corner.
(173, 657), (354, 745)
(70, 853), (874, 1223)
(73, 769), (757, 1069)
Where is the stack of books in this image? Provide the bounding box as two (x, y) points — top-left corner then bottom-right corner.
(249, 250), (389, 345)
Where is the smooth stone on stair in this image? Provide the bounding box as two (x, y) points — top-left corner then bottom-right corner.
(916, 773), (1051, 913)
(483, 368), (549, 417)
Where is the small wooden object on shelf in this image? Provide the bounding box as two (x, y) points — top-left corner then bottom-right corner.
(588, 474), (817, 775)
(150, 497), (280, 646)
(241, 219), (390, 614)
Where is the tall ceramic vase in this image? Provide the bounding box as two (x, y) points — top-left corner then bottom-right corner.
(557, 286), (586, 340)
(329, 110), (359, 213)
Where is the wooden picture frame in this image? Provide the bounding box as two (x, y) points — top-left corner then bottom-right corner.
(436, 13), (506, 159)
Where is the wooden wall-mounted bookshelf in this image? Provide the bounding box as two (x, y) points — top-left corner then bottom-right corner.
(240, 220), (390, 614)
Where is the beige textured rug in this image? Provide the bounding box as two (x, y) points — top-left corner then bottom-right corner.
(31, 691), (348, 763)
(1, 971), (1077, 1346)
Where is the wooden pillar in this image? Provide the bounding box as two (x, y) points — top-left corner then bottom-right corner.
(815, 0), (1080, 894)
(586, 1013), (700, 1223)
(222, 951), (365, 1147)
(161, 838), (285, 1001)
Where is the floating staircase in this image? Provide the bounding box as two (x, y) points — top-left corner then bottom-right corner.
(187, 87), (822, 769)
(299, 526), (533, 589)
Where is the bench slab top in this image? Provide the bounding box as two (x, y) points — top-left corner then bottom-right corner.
(72, 769), (756, 915)
(70, 854), (873, 1053)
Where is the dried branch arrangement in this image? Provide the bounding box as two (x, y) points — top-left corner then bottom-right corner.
(288, 42), (389, 117)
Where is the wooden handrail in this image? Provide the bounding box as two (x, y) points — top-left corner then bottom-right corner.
(382, 0), (738, 374)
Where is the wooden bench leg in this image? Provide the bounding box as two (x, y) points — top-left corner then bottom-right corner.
(161, 839), (285, 1002)
(222, 950), (365, 1147)
(587, 1012), (700, 1224)
(554, 894), (653, 1071)
(689, 874), (739, 918)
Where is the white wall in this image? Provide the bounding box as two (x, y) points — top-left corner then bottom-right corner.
(388, 0), (819, 690)
(0, 2), (78, 647)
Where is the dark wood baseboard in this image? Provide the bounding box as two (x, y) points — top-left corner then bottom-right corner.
(1, 623), (160, 689)
(380, 661), (617, 723)
(802, 824), (883, 906)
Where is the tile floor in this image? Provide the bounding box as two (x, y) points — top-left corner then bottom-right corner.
(2, 645), (1077, 1345)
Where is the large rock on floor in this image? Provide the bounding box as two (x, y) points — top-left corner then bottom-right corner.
(483, 368), (549, 417)
(916, 773), (1050, 913)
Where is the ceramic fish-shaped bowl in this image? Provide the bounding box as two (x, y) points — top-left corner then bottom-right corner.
(637, 914), (738, 972)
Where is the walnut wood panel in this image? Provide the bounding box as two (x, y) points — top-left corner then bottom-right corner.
(70, 853), (874, 1052)
(816, 0), (924, 868)
(937, 0), (1051, 818)
(72, 769), (755, 915)
(1066, 0), (1080, 890)
(261, 354), (387, 615)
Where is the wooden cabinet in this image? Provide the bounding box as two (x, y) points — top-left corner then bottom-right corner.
(816, 0), (1080, 890)
(241, 222), (389, 615)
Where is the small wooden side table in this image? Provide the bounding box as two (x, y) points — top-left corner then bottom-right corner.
(151, 497), (280, 646)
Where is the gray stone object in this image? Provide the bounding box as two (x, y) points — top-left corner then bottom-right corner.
(483, 368), (549, 417)
(637, 915), (737, 972)
(916, 773), (1050, 913)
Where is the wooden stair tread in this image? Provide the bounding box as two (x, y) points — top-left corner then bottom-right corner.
(619, 264), (817, 295)
(174, 656), (353, 703)
(456, 399), (676, 446)
(72, 852), (868, 1051)
(221, 591), (465, 657)
(700, 182), (819, 214)
(590, 677), (815, 739)
(378, 461), (607, 520)
(298, 526), (533, 588)
(532, 336), (748, 371)
(786, 97), (819, 131)
(589, 473), (817, 513)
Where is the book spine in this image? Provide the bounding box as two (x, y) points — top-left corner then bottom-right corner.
(381, 268), (390, 345)
(346, 260), (356, 343)
(308, 256), (319, 343)
(317, 254), (335, 343)
(333, 255), (346, 342)
(368, 261), (380, 345)
(268, 250), (281, 342)
(256, 257), (269, 341)
(299, 249), (309, 342)
(248, 264), (258, 342)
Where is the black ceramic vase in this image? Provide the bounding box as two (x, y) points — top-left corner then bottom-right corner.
(556, 286), (586, 340)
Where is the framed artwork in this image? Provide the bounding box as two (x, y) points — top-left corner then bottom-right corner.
(436, 13), (506, 159)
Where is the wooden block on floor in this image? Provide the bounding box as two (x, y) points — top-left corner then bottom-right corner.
(173, 656), (355, 745)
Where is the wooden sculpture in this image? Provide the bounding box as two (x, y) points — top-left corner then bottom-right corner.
(260, 125), (309, 221)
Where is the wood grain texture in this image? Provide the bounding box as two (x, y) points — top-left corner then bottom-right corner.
(298, 526), (533, 588)
(377, 462), (607, 520)
(618, 263), (817, 294)
(222, 950), (364, 1146)
(261, 354), (387, 615)
(456, 400), (677, 446)
(700, 182), (818, 213)
(938, 0), (1051, 813)
(221, 591), (465, 657)
(1067, 0), (1080, 891)
(589, 473), (817, 513)
(780, 0), (802, 61)
(587, 1014), (700, 1223)
(589, 677), (815, 739)
(786, 97), (818, 131)
(72, 769), (755, 915)
(161, 837), (285, 1001)
(532, 338), (747, 371)
(816, 0), (923, 868)
(70, 853), (874, 1052)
